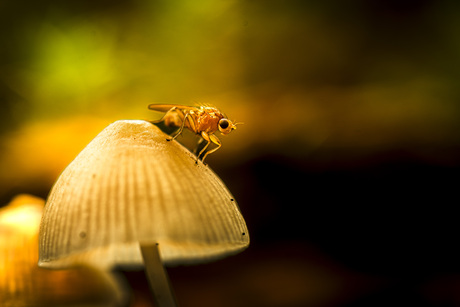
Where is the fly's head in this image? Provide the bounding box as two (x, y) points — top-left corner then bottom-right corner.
(218, 118), (238, 135)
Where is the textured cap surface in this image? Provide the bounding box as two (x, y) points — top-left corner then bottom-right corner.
(38, 120), (249, 269)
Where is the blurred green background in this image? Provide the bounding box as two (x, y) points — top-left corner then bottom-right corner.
(2, 0), (460, 306)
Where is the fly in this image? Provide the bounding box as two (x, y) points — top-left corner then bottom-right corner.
(148, 104), (238, 163)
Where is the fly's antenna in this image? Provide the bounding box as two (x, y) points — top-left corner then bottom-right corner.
(231, 121), (243, 130)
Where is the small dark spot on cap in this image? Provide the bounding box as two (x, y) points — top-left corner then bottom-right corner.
(242, 232), (246, 236)
(230, 198), (234, 202)
(79, 231), (87, 239)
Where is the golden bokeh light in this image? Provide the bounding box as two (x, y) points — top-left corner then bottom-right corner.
(0, 194), (125, 306)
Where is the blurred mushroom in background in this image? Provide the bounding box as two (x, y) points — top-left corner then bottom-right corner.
(0, 194), (126, 307)
(38, 120), (249, 306)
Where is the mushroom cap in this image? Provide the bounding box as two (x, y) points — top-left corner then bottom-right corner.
(1, 195), (125, 307)
(39, 120), (249, 269)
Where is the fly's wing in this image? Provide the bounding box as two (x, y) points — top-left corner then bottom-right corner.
(148, 104), (198, 113)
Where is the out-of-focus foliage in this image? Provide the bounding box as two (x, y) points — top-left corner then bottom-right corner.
(0, 0), (247, 199)
(1, 0), (460, 175)
(0, 0), (245, 121)
(1, 1), (459, 163)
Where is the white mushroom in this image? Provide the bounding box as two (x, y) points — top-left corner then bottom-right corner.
(38, 120), (249, 306)
(0, 194), (124, 307)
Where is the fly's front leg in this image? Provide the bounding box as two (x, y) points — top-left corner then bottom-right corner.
(197, 132), (221, 164)
(201, 134), (221, 163)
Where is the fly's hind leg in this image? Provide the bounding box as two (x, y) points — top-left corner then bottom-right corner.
(167, 111), (197, 142)
(150, 107), (182, 141)
(167, 112), (188, 141)
(196, 132), (221, 164)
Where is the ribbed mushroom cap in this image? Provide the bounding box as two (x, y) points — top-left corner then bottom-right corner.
(39, 120), (249, 269)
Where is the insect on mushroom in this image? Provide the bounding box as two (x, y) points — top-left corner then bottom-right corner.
(38, 120), (250, 307)
(148, 104), (239, 163)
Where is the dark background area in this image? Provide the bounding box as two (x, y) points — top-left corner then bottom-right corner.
(2, 0), (460, 306)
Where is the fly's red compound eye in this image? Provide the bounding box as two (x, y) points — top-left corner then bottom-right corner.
(219, 119), (229, 129)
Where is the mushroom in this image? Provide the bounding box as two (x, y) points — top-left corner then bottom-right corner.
(38, 120), (249, 306)
(0, 194), (125, 307)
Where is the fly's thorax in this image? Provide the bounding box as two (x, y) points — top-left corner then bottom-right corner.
(196, 111), (222, 134)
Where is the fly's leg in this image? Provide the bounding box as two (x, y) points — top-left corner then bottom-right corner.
(201, 134), (221, 163)
(197, 132), (221, 164)
(196, 132), (211, 163)
(167, 112), (188, 141)
(185, 111), (197, 132)
(194, 137), (205, 156)
(151, 107), (183, 140)
(167, 111), (197, 142)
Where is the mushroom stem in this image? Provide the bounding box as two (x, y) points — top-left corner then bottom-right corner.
(140, 243), (178, 307)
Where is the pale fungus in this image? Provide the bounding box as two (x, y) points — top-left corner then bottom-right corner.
(0, 194), (124, 307)
(38, 120), (249, 306)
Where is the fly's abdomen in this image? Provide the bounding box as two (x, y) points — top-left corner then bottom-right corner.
(164, 111), (183, 128)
